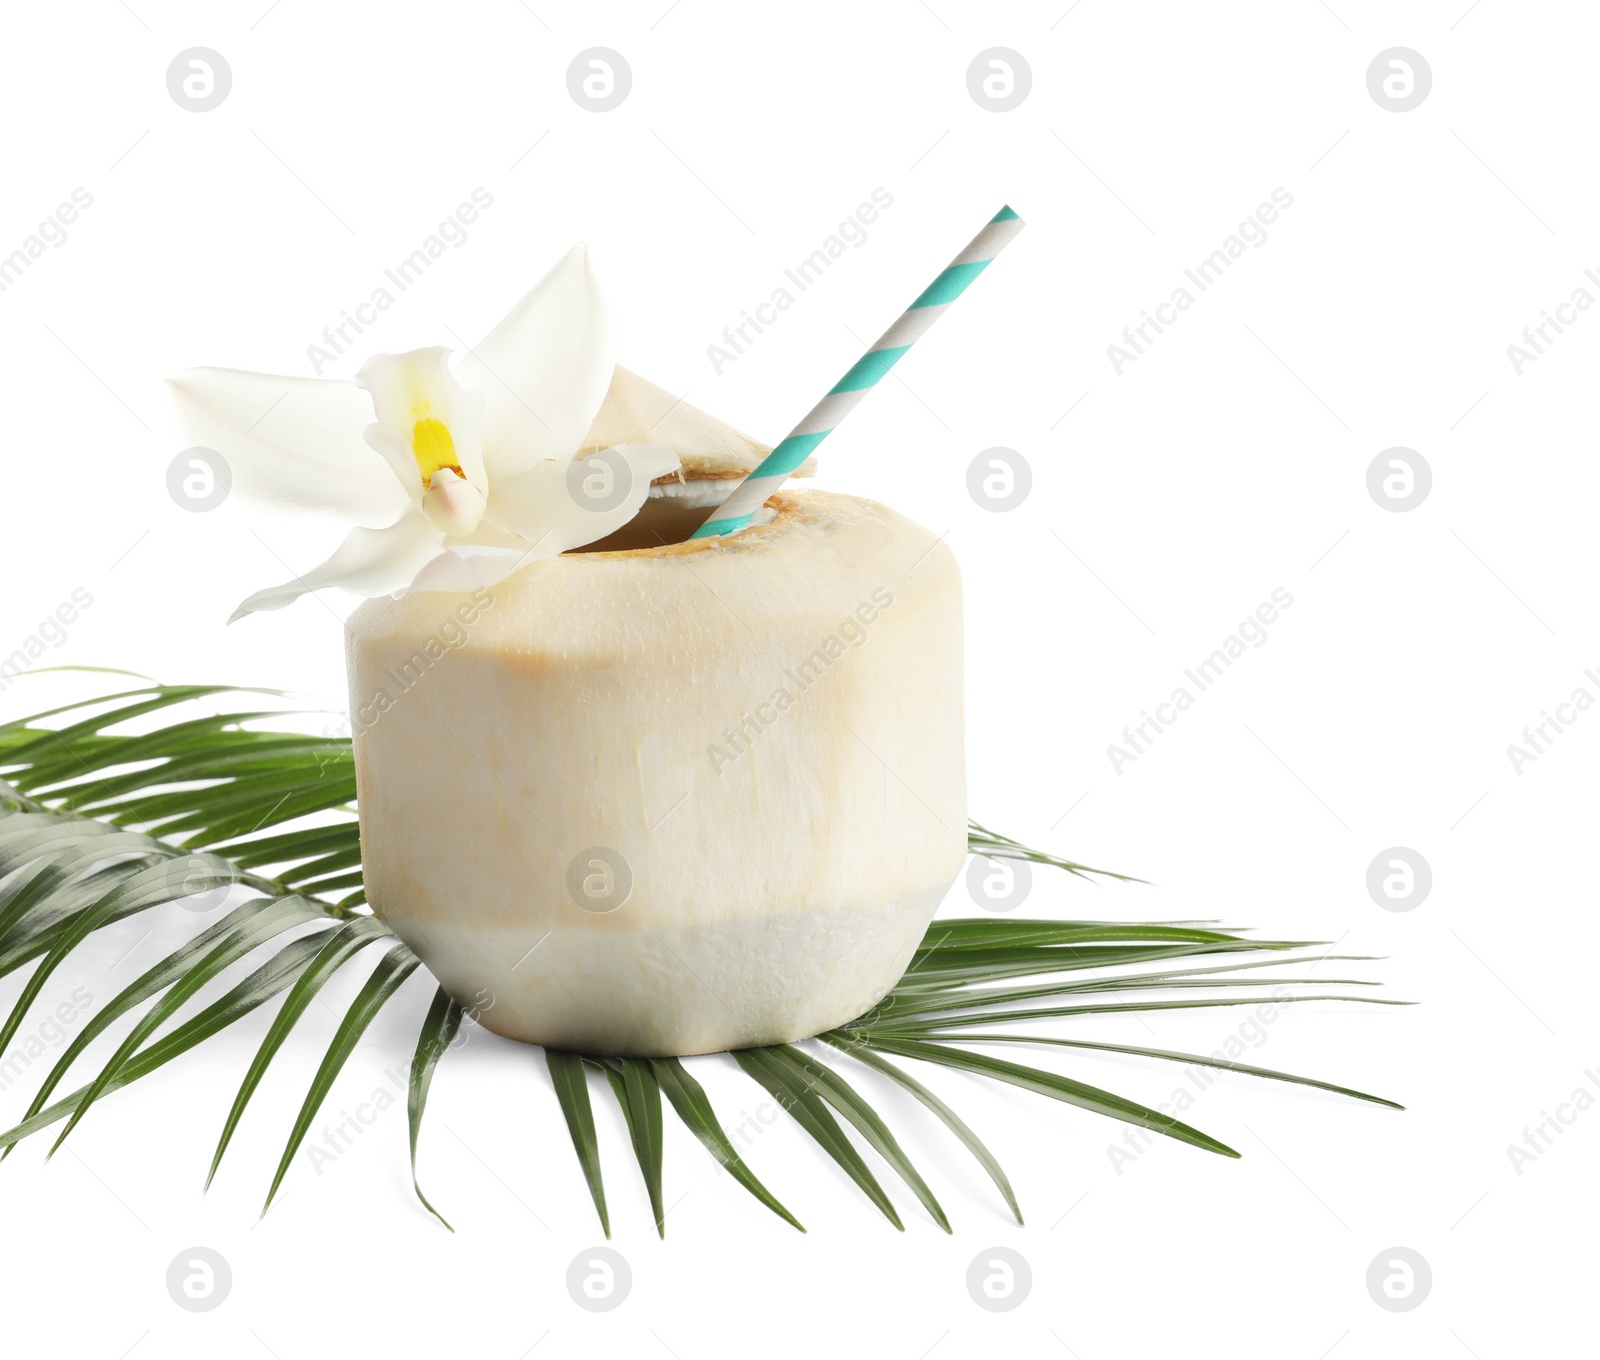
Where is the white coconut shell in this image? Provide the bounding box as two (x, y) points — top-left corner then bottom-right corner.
(584, 363), (816, 482)
(578, 365), (815, 548)
(345, 490), (965, 1055)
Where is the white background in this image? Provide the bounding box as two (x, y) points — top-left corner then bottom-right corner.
(1, 1), (1594, 1357)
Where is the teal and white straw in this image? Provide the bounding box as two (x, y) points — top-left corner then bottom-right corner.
(691, 205), (1025, 539)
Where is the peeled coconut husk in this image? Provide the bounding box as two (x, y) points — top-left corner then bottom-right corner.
(576, 365), (817, 550)
(345, 489), (965, 1056)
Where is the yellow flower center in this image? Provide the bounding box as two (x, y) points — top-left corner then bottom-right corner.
(412, 417), (465, 488)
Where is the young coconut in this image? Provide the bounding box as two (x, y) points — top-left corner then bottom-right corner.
(347, 381), (963, 1055)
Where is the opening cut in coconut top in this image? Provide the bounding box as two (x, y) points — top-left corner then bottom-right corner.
(564, 365), (808, 554)
(566, 479), (782, 555)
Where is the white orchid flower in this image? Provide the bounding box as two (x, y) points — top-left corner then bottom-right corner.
(168, 246), (679, 621)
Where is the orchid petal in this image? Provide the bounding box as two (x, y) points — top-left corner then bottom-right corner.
(446, 519), (530, 551)
(485, 444), (680, 554)
(421, 467), (488, 537)
(355, 347), (487, 493)
(228, 511), (443, 622)
(454, 244), (613, 478)
(362, 422), (425, 508)
(169, 368), (409, 527)
(407, 545), (546, 595)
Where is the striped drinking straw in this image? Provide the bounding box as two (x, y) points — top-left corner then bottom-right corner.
(690, 205), (1025, 539)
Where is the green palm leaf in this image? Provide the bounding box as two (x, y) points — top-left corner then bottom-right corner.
(590, 1057), (667, 1237)
(0, 873), (181, 981)
(547, 1049), (609, 1237)
(4, 897), (331, 1160)
(966, 819), (1142, 883)
(866, 959), (1381, 1026)
(262, 941), (421, 1215)
(0, 680), (1403, 1234)
(857, 1035), (1241, 1158)
(0, 830), (161, 941)
(46, 892), (328, 1155)
(0, 931), (337, 1149)
(865, 993), (1410, 1036)
(733, 1046), (904, 1230)
(771, 1044), (951, 1232)
(408, 987), (464, 1230)
(898, 1033), (1404, 1109)
(819, 1035), (1021, 1225)
(651, 1056), (803, 1232)
(0, 858), (238, 1062)
(206, 915), (393, 1188)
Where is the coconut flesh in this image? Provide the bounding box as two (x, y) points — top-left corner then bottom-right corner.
(345, 366), (965, 1055)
